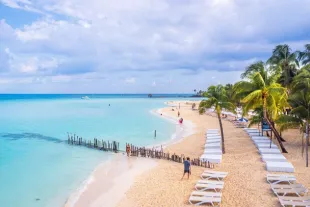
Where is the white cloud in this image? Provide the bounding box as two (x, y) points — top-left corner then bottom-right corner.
(124, 77), (136, 84)
(152, 81), (156, 87)
(0, 0), (310, 92)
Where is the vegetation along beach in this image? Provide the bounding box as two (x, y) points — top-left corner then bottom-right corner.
(1, 1), (310, 207)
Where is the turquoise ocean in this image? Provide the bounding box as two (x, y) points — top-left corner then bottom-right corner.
(0, 94), (194, 207)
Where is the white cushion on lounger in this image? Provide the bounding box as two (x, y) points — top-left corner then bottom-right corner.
(253, 140), (272, 144)
(259, 148), (281, 154)
(205, 143), (221, 148)
(266, 161), (294, 173)
(262, 154), (287, 162)
(256, 143), (278, 149)
(203, 149), (222, 155)
(200, 154), (222, 163)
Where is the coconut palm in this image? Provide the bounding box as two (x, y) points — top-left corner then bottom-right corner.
(298, 44), (310, 66)
(267, 44), (299, 88)
(234, 70), (288, 152)
(292, 65), (310, 166)
(199, 85), (235, 153)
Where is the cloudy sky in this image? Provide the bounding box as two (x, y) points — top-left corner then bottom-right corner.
(0, 0), (310, 93)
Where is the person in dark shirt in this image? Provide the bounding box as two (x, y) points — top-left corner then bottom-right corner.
(181, 157), (191, 180)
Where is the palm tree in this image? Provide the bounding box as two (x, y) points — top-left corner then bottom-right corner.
(298, 44), (310, 66)
(234, 70), (288, 152)
(199, 85), (235, 153)
(292, 65), (310, 166)
(241, 61), (271, 79)
(267, 44), (299, 88)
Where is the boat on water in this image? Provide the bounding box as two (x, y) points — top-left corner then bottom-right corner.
(81, 96), (90, 100)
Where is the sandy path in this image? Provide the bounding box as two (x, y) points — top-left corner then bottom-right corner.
(117, 101), (282, 207)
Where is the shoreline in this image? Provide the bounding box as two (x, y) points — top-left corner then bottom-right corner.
(64, 102), (195, 207)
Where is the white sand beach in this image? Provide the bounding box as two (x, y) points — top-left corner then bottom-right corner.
(66, 101), (310, 207)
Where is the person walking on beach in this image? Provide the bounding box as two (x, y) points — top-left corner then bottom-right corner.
(181, 157), (191, 180)
(178, 111), (180, 117)
(126, 144), (131, 157)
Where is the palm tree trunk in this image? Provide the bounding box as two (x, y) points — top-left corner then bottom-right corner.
(306, 121), (309, 167)
(262, 97), (287, 152)
(302, 133), (305, 157)
(217, 112), (225, 154)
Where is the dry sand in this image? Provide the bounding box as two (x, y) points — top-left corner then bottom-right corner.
(117, 101), (310, 207)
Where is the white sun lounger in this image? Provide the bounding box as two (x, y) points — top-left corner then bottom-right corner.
(197, 180), (225, 185)
(203, 149), (222, 155)
(278, 195), (310, 202)
(252, 138), (270, 142)
(248, 132), (262, 137)
(271, 183), (304, 190)
(206, 140), (221, 144)
(206, 137), (221, 141)
(203, 170), (228, 175)
(273, 186), (308, 196)
(266, 161), (294, 173)
(267, 174), (296, 184)
(189, 195), (222, 206)
(279, 200), (310, 207)
(195, 183), (224, 192)
(252, 136), (270, 139)
(256, 143), (278, 149)
(244, 127), (258, 130)
(207, 129), (219, 134)
(200, 155), (222, 163)
(248, 130), (260, 133)
(201, 172), (227, 181)
(262, 154), (287, 162)
(206, 134), (221, 137)
(259, 148), (281, 154)
(205, 143), (221, 148)
(190, 191), (222, 197)
(253, 140), (273, 145)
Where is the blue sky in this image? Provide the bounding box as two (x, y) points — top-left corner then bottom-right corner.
(0, 0), (310, 93)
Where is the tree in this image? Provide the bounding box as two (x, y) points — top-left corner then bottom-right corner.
(267, 44), (299, 88)
(199, 85), (235, 153)
(298, 44), (310, 66)
(292, 65), (310, 166)
(234, 70), (288, 152)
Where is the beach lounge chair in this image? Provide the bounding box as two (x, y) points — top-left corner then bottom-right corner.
(189, 195), (222, 206)
(267, 174), (296, 184)
(278, 195), (310, 202)
(271, 183), (304, 190)
(256, 143), (278, 149)
(203, 170), (228, 175)
(206, 140), (221, 144)
(272, 186), (308, 196)
(205, 143), (221, 148)
(262, 154), (287, 162)
(200, 155), (222, 164)
(203, 149), (222, 155)
(201, 172), (227, 181)
(206, 137), (221, 140)
(266, 161), (295, 173)
(197, 180), (224, 185)
(206, 134), (221, 138)
(278, 200), (310, 207)
(195, 183), (224, 192)
(190, 191), (222, 197)
(259, 148), (281, 155)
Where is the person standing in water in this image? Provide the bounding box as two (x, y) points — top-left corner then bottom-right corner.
(181, 157), (191, 180)
(126, 144), (131, 157)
